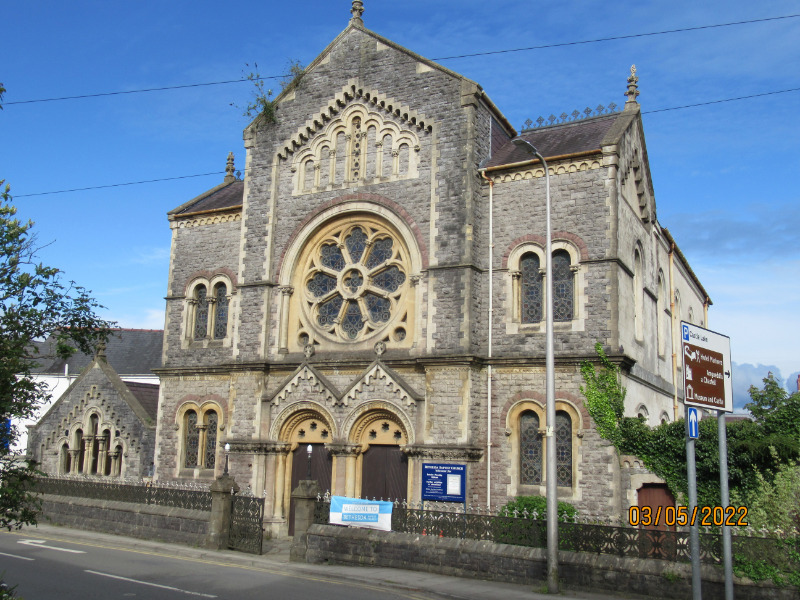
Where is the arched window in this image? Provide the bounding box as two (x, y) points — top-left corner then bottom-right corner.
(204, 411), (219, 469)
(193, 285), (209, 340)
(555, 411), (573, 487)
(634, 249), (643, 341)
(552, 250), (574, 322)
(184, 410), (199, 468)
(213, 284), (228, 340)
(520, 253), (542, 323)
(519, 411), (542, 485)
(60, 443), (70, 474)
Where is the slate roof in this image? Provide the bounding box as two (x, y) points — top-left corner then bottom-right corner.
(484, 114), (618, 169)
(31, 329), (163, 376)
(171, 179), (244, 216)
(124, 381), (160, 420)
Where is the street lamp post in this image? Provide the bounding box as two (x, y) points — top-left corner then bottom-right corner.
(512, 138), (558, 593)
(306, 444), (313, 480)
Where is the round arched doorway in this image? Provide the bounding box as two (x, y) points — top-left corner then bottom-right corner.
(279, 408), (334, 535)
(350, 409), (409, 501)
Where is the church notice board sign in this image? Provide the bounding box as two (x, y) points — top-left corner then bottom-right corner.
(681, 321), (733, 413)
(421, 463), (466, 503)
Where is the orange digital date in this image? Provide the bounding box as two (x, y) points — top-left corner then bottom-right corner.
(628, 505), (748, 527)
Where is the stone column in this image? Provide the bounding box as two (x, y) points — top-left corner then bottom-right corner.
(327, 443), (361, 497)
(289, 479), (321, 562)
(206, 474), (240, 550)
(68, 450), (80, 474)
(277, 286), (294, 353)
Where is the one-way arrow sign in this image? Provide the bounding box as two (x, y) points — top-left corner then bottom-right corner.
(687, 407), (699, 439)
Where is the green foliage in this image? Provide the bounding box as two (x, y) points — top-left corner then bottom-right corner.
(580, 343), (626, 446)
(580, 346), (800, 507)
(0, 179), (114, 530)
(733, 537), (800, 587)
(237, 60), (305, 127)
(499, 495), (577, 522)
(732, 453), (800, 532)
(0, 82), (5, 109)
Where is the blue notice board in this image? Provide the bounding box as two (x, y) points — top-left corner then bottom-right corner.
(422, 463), (466, 502)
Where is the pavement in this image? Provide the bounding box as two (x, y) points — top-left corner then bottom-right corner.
(13, 523), (649, 600)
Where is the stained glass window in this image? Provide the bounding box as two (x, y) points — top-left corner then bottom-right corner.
(302, 219), (408, 342)
(342, 302), (365, 338)
(308, 272), (337, 297)
(520, 254), (542, 323)
(184, 411), (199, 468)
(520, 411), (542, 485)
(372, 266), (405, 293)
(345, 227), (367, 263)
(320, 244), (345, 271)
(204, 411), (218, 469)
(366, 238), (393, 269)
(555, 411), (572, 486)
(194, 286), (209, 339)
(318, 296), (343, 327)
(366, 293), (391, 322)
(213, 284), (228, 339)
(552, 250), (574, 322)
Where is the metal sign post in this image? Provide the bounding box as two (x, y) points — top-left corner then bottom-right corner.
(681, 321), (733, 600)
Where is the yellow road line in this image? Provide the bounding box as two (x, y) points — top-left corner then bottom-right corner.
(2, 530), (429, 600)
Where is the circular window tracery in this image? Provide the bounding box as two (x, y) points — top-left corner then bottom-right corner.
(300, 218), (409, 343)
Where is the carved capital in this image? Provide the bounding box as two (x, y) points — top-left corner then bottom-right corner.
(278, 286), (295, 296)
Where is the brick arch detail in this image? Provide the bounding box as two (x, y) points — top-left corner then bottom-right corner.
(502, 231), (590, 269)
(182, 268), (238, 296)
(499, 389), (589, 430)
(277, 193), (428, 281)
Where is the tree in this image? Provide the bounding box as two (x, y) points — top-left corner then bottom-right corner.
(0, 180), (114, 530)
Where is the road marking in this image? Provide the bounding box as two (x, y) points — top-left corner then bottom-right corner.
(6, 531), (426, 600)
(0, 551), (35, 561)
(85, 571), (217, 598)
(17, 539), (86, 553)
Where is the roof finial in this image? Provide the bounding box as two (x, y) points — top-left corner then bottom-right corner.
(625, 64), (640, 106)
(224, 152), (235, 182)
(350, 0), (364, 25)
(96, 341), (107, 362)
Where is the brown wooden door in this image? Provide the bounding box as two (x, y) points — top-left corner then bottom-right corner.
(360, 445), (407, 501)
(637, 483), (676, 532)
(288, 444), (331, 535)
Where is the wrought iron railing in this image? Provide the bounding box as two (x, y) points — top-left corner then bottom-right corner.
(312, 497), (788, 567)
(35, 476), (212, 512)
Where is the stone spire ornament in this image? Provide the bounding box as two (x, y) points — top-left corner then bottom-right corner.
(625, 65), (640, 105)
(224, 152), (236, 182)
(350, 0), (364, 26)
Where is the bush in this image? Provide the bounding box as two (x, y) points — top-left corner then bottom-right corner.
(499, 495), (577, 522)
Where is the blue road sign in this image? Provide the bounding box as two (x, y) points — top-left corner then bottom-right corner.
(687, 407), (699, 439)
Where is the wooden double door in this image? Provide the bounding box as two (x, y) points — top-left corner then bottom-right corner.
(360, 444), (408, 502)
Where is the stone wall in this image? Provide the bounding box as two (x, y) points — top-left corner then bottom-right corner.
(304, 524), (796, 600)
(39, 494), (209, 546)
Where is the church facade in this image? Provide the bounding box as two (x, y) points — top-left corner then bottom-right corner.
(153, 3), (709, 537)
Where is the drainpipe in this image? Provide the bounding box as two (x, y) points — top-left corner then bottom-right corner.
(669, 242), (678, 421)
(703, 296), (709, 327)
(481, 169), (494, 509)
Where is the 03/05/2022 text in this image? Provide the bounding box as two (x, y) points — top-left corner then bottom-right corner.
(628, 505), (748, 528)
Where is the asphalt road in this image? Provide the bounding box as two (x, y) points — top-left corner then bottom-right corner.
(0, 531), (424, 600)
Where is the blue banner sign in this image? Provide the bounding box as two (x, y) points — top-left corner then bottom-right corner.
(329, 496), (393, 531)
(421, 463), (466, 502)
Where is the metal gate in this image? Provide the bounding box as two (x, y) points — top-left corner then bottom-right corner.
(229, 494), (265, 554)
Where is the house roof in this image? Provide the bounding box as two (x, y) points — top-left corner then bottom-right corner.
(124, 381), (160, 420)
(170, 179), (244, 216)
(31, 329), (163, 376)
(484, 114), (618, 169)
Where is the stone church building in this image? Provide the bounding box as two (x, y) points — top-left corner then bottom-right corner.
(153, 2), (709, 536)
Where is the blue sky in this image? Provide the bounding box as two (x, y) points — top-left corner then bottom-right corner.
(2, 0), (798, 409)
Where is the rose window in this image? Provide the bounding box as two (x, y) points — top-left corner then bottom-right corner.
(301, 222), (409, 342)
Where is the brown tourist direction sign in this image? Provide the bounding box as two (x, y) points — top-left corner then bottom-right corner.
(681, 321), (733, 412)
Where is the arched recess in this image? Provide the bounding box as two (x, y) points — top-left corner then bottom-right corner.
(276, 406), (335, 535)
(347, 405), (411, 501)
(505, 399), (584, 501)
